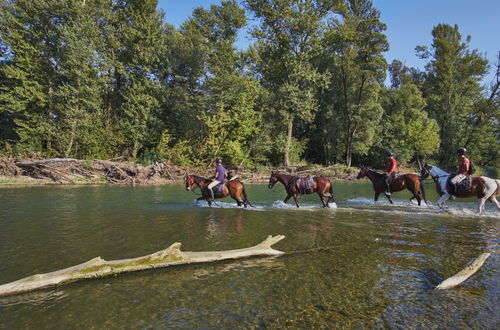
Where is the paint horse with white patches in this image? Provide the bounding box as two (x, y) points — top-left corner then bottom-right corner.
(420, 164), (500, 213)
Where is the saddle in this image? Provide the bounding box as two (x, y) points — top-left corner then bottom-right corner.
(291, 176), (314, 195)
(206, 179), (227, 195)
(446, 174), (472, 195)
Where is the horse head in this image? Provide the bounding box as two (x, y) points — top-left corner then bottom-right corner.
(185, 174), (195, 191)
(268, 171), (278, 189)
(420, 164), (432, 180)
(356, 166), (368, 179)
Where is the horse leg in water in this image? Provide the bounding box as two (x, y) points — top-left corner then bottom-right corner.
(293, 193), (300, 208)
(283, 194), (292, 204)
(374, 192), (380, 202)
(489, 196), (500, 211)
(230, 186), (246, 208)
(384, 193), (394, 204)
(317, 191), (327, 207)
(477, 197), (487, 214)
(437, 193), (450, 209)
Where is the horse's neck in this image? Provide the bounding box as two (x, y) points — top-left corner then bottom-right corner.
(194, 176), (209, 187)
(275, 173), (291, 185)
(366, 170), (384, 183)
(432, 166), (449, 178)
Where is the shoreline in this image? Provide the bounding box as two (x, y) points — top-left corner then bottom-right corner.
(0, 157), (424, 187)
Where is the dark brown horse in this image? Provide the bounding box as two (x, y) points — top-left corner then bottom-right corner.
(185, 174), (252, 207)
(268, 172), (336, 208)
(356, 167), (426, 205)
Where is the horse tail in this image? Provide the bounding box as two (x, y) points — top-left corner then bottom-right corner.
(241, 182), (253, 207)
(328, 180), (336, 203)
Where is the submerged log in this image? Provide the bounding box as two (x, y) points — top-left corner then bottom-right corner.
(0, 235), (285, 297)
(435, 252), (491, 290)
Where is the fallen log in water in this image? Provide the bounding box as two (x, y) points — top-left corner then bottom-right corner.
(0, 235), (285, 297)
(435, 252), (491, 290)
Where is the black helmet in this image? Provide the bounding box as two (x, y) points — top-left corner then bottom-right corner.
(456, 147), (466, 154)
(386, 151), (394, 157)
(215, 158), (223, 164)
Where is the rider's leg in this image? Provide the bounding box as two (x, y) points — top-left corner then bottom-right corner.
(207, 180), (220, 201)
(449, 174), (466, 197)
(384, 175), (392, 195)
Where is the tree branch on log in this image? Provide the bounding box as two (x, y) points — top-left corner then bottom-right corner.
(435, 252), (491, 290)
(0, 235), (285, 297)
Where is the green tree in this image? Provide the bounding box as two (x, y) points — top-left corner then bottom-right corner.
(321, 0), (388, 167)
(163, 1), (260, 166)
(246, 0), (333, 166)
(381, 84), (440, 163)
(417, 24), (489, 165)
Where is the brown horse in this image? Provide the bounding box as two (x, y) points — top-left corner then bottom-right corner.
(185, 174), (252, 207)
(356, 167), (426, 205)
(268, 172), (336, 208)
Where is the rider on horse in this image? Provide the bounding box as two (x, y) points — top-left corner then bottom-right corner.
(449, 147), (471, 197)
(384, 152), (398, 196)
(208, 158), (227, 201)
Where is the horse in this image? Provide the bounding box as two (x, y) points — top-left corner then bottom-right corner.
(268, 171), (336, 208)
(420, 164), (500, 213)
(185, 174), (252, 207)
(356, 167), (426, 206)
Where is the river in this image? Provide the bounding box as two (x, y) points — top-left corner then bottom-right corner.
(0, 182), (498, 328)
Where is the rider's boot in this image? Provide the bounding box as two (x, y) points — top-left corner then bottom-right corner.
(385, 184), (391, 196)
(209, 188), (215, 202)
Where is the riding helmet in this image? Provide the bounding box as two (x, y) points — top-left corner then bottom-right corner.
(456, 147), (466, 154)
(386, 151), (394, 157)
(215, 158), (223, 164)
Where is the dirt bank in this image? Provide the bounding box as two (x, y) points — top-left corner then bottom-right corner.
(0, 157), (382, 186)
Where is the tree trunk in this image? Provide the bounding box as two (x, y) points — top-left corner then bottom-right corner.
(0, 235), (285, 297)
(65, 120), (77, 158)
(284, 119), (293, 167)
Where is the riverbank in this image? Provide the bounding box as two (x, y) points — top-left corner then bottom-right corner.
(0, 157), (374, 185)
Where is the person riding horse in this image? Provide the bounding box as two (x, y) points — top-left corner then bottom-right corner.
(384, 152), (398, 196)
(449, 147), (471, 197)
(208, 158), (227, 202)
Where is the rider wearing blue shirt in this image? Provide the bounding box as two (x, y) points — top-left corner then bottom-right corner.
(208, 159), (226, 201)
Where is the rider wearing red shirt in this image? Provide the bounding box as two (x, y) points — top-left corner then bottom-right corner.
(450, 147), (470, 196)
(385, 152), (398, 195)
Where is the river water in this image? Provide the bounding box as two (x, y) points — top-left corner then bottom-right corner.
(0, 182), (498, 328)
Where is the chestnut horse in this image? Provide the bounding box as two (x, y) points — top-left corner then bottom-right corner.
(356, 167), (426, 205)
(420, 164), (500, 213)
(268, 172), (336, 208)
(185, 174), (252, 207)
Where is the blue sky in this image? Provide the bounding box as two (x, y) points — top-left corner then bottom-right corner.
(157, 0), (499, 85)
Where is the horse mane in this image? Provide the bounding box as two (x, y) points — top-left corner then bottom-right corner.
(428, 164), (450, 177)
(368, 169), (386, 179)
(190, 174), (210, 182)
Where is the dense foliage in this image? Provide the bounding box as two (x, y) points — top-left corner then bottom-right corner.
(1, 0), (498, 169)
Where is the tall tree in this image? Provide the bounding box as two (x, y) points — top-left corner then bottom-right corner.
(417, 24), (488, 165)
(246, 0), (333, 167)
(381, 83), (440, 164)
(321, 0), (388, 167)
